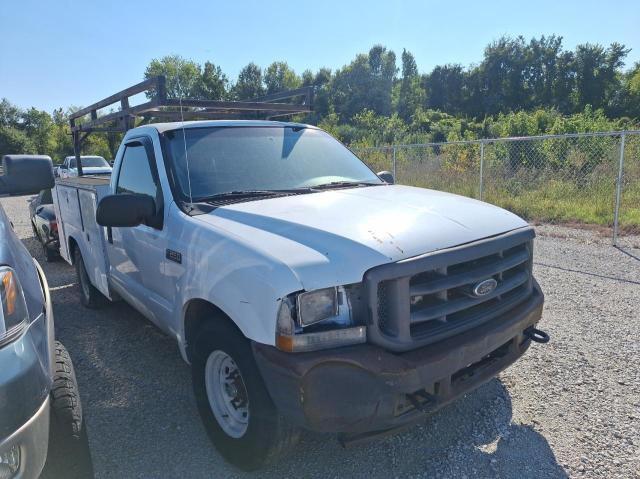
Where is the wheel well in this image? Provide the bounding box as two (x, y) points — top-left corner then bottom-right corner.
(183, 299), (243, 362)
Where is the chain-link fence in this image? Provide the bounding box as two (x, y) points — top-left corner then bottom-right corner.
(353, 131), (640, 245)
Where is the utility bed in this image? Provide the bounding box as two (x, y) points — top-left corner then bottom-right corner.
(53, 175), (112, 298)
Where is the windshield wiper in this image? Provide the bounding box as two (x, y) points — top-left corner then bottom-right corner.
(312, 181), (381, 190)
(193, 188), (314, 203)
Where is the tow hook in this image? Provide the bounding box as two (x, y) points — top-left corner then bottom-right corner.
(406, 390), (436, 413)
(523, 326), (550, 344)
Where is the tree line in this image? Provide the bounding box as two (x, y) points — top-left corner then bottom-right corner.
(2, 35), (639, 161)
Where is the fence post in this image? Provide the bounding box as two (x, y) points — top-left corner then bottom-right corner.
(479, 141), (485, 200)
(613, 133), (626, 246)
(392, 146), (397, 180)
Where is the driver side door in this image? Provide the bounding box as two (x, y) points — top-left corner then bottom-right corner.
(106, 137), (172, 327)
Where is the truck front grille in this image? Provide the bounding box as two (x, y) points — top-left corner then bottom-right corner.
(364, 227), (535, 352)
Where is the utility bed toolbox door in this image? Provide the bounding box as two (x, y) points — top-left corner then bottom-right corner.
(77, 189), (110, 296)
(53, 184), (81, 263)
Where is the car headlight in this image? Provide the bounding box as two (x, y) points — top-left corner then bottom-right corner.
(276, 285), (366, 352)
(296, 287), (339, 327)
(0, 445), (20, 479)
(0, 267), (29, 346)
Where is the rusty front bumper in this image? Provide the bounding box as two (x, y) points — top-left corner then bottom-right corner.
(253, 282), (544, 436)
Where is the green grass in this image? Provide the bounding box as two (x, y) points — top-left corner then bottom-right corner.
(359, 152), (640, 233)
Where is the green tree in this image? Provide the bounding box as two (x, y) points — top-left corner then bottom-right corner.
(367, 45), (397, 117)
(0, 127), (35, 155)
(0, 99), (21, 127)
(397, 49), (424, 121)
(331, 46), (396, 120)
(232, 62), (265, 100)
(264, 61), (301, 94)
(622, 62), (640, 118)
(51, 108), (73, 162)
(479, 36), (531, 114)
(552, 51), (576, 114)
(526, 35), (564, 108)
(423, 65), (466, 115)
(301, 69), (314, 87)
(572, 42), (629, 112)
(306, 67), (332, 121)
(199, 61), (228, 100)
(144, 54), (202, 98)
(21, 107), (54, 154)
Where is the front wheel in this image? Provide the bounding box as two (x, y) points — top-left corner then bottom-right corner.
(41, 342), (94, 478)
(192, 321), (300, 471)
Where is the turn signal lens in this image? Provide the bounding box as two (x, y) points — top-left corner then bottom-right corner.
(2, 271), (17, 315)
(0, 267), (29, 341)
(276, 326), (366, 353)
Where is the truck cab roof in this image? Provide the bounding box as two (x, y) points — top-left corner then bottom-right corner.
(136, 120), (319, 134)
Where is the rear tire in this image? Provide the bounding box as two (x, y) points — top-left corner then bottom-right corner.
(43, 242), (57, 262)
(74, 248), (108, 309)
(192, 320), (300, 471)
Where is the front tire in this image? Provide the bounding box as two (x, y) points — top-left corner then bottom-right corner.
(74, 248), (107, 309)
(42, 342), (94, 478)
(192, 321), (300, 471)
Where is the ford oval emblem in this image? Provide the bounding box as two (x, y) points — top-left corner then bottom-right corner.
(473, 278), (498, 297)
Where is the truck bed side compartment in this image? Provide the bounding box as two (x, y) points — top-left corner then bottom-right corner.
(53, 178), (112, 298)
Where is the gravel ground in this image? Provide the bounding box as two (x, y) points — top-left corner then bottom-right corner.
(2, 195), (639, 479)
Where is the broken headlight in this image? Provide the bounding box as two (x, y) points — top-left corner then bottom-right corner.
(276, 285), (366, 352)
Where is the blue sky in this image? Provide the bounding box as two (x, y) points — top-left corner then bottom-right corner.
(1, 0), (638, 112)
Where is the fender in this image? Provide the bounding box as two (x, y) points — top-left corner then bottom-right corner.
(162, 208), (304, 362)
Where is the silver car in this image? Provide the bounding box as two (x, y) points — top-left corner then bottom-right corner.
(0, 155), (92, 478)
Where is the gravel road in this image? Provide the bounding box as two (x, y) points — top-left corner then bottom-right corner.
(2, 195), (638, 479)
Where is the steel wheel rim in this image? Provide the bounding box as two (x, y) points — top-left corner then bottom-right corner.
(204, 350), (249, 438)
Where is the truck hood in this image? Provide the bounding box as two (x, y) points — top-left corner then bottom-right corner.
(196, 185), (529, 290)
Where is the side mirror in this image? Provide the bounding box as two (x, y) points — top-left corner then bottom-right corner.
(96, 194), (155, 227)
(377, 171), (394, 184)
(0, 155), (54, 197)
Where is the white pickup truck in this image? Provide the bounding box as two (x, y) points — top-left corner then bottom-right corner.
(53, 120), (547, 470)
(58, 155), (112, 178)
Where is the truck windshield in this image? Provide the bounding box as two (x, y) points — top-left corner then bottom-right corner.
(164, 126), (382, 201)
(69, 157), (109, 168)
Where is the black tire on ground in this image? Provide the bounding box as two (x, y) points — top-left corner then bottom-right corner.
(74, 248), (108, 309)
(192, 320), (300, 471)
(42, 242), (57, 262)
(50, 341), (83, 438)
(41, 341), (94, 479)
